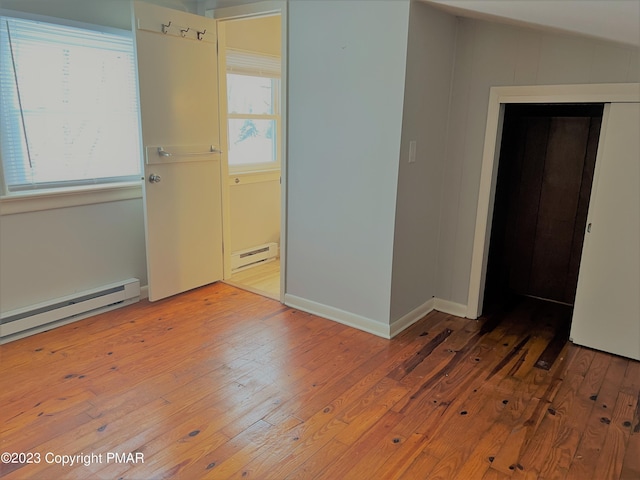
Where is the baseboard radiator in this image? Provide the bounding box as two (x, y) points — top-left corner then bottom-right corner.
(231, 242), (278, 272)
(1, 278), (140, 344)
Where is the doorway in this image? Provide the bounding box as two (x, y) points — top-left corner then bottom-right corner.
(466, 83), (640, 321)
(212, 8), (285, 301)
(482, 104), (603, 335)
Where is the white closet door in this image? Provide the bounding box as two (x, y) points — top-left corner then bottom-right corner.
(133, 2), (223, 301)
(570, 102), (640, 360)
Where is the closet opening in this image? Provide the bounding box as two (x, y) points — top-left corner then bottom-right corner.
(481, 103), (604, 347)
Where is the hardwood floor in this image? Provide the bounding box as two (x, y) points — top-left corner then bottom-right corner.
(1, 284), (638, 479)
(226, 259), (280, 300)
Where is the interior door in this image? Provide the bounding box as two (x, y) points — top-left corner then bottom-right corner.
(570, 102), (640, 360)
(133, 2), (223, 301)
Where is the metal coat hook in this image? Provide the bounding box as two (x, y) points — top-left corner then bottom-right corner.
(197, 29), (206, 41)
(180, 27), (190, 37)
(161, 21), (171, 34)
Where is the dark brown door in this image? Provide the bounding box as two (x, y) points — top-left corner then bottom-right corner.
(484, 104), (603, 309)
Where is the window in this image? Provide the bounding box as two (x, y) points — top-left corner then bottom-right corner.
(225, 49), (280, 172)
(0, 14), (142, 195)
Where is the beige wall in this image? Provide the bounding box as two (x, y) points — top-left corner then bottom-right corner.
(225, 15), (280, 56)
(229, 179), (280, 252)
(437, 17), (640, 306)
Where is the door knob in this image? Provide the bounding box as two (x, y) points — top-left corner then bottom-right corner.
(148, 174), (161, 183)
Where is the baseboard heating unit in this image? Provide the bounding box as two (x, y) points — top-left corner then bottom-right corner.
(231, 243), (278, 272)
(1, 278), (140, 344)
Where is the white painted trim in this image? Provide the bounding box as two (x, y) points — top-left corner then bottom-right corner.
(389, 297), (436, 338)
(0, 182), (142, 216)
(140, 285), (149, 300)
(466, 83), (640, 320)
(284, 295), (468, 339)
(284, 294), (391, 339)
(217, 19), (233, 281)
(434, 298), (468, 318)
(278, 2), (288, 305)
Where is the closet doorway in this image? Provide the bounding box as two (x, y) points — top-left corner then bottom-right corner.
(482, 104), (603, 323)
(215, 10), (284, 301)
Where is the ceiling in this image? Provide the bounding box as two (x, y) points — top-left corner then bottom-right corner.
(423, 0), (640, 47)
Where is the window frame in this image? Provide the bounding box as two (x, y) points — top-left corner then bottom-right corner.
(0, 9), (143, 211)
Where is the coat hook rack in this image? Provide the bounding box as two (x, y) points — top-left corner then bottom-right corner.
(161, 21), (171, 34)
(180, 27), (190, 37)
(197, 29), (206, 41)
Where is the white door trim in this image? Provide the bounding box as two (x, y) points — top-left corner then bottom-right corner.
(208, 1), (288, 303)
(466, 83), (640, 319)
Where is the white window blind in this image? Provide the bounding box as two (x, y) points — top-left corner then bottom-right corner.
(0, 15), (142, 194)
(225, 48), (281, 78)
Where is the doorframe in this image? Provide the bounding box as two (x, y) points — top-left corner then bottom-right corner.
(466, 83), (640, 320)
(206, 1), (287, 302)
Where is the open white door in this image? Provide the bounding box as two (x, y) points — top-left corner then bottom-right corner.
(133, 2), (223, 301)
(570, 102), (640, 360)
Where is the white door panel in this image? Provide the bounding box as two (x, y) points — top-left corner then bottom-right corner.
(570, 102), (640, 360)
(134, 2), (223, 301)
(134, 12), (218, 145)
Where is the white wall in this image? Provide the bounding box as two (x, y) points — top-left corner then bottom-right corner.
(437, 17), (640, 306)
(0, 200), (146, 312)
(425, 0), (640, 47)
(389, 1), (457, 323)
(287, 0), (410, 325)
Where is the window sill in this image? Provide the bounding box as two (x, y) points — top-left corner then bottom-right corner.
(228, 170), (280, 186)
(0, 181), (143, 216)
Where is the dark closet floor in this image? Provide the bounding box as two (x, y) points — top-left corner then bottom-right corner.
(479, 294), (572, 372)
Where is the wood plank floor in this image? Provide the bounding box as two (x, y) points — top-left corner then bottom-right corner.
(1, 283), (638, 479)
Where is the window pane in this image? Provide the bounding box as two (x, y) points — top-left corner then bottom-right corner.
(227, 74), (273, 115)
(227, 119), (276, 166)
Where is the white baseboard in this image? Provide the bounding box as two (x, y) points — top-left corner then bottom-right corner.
(140, 285), (149, 300)
(389, 297), (436, 338)
(280, 294), (467, 340)
(284, 294), (391, 339)
(433, 298), (468, 318)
